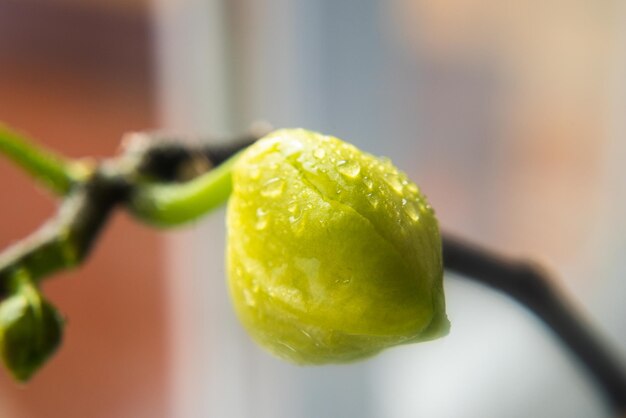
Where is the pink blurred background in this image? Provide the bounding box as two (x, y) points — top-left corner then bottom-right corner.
(0, 2), (169, 417)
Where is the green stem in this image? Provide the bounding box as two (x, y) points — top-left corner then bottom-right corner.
(0, 124), (87, 195)
(128, 152), (240, 227)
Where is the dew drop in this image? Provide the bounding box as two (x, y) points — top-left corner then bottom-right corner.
(363, 176), (373, 190)
(249, 167), (261, 180)
(313, 148), (326, 159)
(334, 277), (352, 285)
(287, 201), (303, 224)
(255, 207), (269, 230)
(403, 201), (420, 222)
(405, 182), (419, 195)
(378, 157), (393, 170)
(301, 160), (317, 174)
(243, 288), (256, 306)
(261, 178), (285, 197)
(384, 173), (404, 194)
(337, 160), (361, 178)
(289, 212), (303, 223)
(255, 218), (268, 230)
(419, 202), (432, 213)
(280, 139), (304, 156)
(366, 193), (379, 208)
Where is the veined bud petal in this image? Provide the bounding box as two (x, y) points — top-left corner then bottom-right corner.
(227, 129), (448, 364)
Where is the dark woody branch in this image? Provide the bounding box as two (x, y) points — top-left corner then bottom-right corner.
(443, 235), (626, 414)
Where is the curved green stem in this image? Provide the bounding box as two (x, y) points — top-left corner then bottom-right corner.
(0, 124), (88, 195)
(128, 152), (241, 227)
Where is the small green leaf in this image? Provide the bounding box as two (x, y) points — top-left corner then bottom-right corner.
(0, 280), (64, 382)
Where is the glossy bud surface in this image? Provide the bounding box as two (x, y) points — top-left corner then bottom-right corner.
(227, 129), (448, 364)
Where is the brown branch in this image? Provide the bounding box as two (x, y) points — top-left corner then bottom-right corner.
(443, 234), (626, 415)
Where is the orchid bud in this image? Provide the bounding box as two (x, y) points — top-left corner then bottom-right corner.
(0, 278), (64, 381)
(227, 129), (448, 364)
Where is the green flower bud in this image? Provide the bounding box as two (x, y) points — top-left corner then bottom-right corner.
(0, 277), (64, 381)
(227, 129), (448, 364)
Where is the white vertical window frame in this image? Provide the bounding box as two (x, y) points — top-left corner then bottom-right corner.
(152, 1), (242, 417)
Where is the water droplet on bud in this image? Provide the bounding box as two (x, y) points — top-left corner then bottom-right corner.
(337, 160), (361, 178)
(255, 207), (269, 230)
(261, 178), (285, 197)
(366, 193), (379, 208)
(403, 202), (420, 222)
(250, 167), (260, 180)
(384, 173), (404, 194)
(314, 148), (326, 159)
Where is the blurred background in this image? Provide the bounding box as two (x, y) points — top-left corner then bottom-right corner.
(0, 0), (625, 417)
